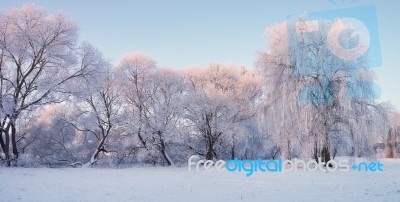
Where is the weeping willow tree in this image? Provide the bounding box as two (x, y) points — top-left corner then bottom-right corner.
(256, 17), (389, 162)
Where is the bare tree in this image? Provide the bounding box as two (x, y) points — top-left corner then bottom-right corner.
(0, 5), (95, 166)
(69, 53), (123, 167)
(116, 52), (161, 164)
(183, 64), (262, 160)
(141, 68), (186, 166)
(117, 52), (156, 146)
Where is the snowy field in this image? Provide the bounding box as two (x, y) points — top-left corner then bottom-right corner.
(1, 159), (400, 202)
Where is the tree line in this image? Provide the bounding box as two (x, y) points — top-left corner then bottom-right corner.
(0, 5), (398, 167)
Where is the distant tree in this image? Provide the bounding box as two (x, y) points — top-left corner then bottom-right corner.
(25, 103), (78, 167)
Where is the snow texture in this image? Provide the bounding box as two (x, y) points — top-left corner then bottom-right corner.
(1, 159), (400, 202)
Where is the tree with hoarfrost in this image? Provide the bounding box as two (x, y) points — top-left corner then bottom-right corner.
(256, 18), (391, 162)
(68, 46), (123, 167)
(0, 5), (95, 166)
(183, 64), (262, 160)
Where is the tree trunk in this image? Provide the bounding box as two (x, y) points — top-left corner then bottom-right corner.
(0, 116), (17, 166)
(287, 139), (292, 160)
(159, 138), (173, 166)
(84, 136), (107, 167)
(10, 119), (18, 160)
(313, 140), (319, 162)
(205, 138), (214, 160)
(231, 138), (236, 160)
(386, 129), (394, 158)
(321, 145), (331, 167)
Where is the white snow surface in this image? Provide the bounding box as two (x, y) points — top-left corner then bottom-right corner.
(1, 159), (400, 202)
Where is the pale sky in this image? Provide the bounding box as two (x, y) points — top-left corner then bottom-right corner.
(1, 0), (399, 109)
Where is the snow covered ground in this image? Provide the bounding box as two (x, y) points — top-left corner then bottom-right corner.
(1, 159), (400, 202)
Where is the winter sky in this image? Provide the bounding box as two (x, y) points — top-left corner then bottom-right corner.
(1, 0), (399, 109)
